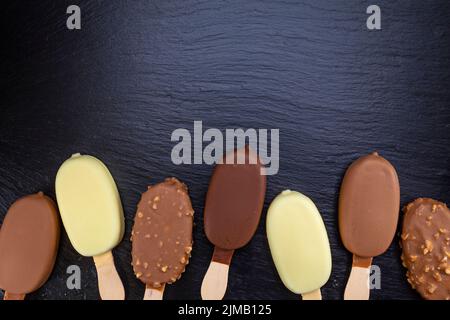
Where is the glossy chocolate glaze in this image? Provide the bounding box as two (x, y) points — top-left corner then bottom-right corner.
(339, 152), (400, 258)
(204, 146), (266, 251)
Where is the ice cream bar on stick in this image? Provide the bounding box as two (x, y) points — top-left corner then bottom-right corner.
(0, 193), (60, 300)
(401, 198), (450, 300)
(201, 146), (266, 300)
(267, 190), (332, 300)
(56, 154), (125, 300)
(131, 178), (194, 300)
(339, 152), (400, 300)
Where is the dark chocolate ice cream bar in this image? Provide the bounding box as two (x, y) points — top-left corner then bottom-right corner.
(201, 146), (266, 300)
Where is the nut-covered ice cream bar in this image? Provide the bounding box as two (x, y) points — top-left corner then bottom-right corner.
(267, 190), (332, 300)
(201, 146), (266, 300)
(56, 153), (125, 300)
(0, 193), (60, 300)
(401, 198), (450, 300)
(131, 178), (194, 300)
(339, 152), (400, 300)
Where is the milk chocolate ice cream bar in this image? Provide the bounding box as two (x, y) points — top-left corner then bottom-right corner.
(339, 152), (400, 300)
(132, 178), (194, 300)
(0, 193), (60, 300)
(201, 146), (266, 300)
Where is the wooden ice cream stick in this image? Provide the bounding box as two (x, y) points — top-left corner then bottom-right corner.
(344, 255), (372, 300)
(201, 247), (234, 300)
(93, 251), (125, 300)
(3, 292), (26, 300)
(301, 289), (322, 300)
(144, 284), (166, 300)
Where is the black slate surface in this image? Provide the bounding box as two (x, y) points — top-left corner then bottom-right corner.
(1, 1), (449, 300)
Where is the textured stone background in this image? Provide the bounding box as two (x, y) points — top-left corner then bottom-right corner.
(1, 1), (449, 300)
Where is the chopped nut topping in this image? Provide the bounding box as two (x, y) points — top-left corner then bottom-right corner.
(433, 272), (442, 282)
(144, 234), (151, 238)
(138, 212), (144, 218)
(144, 262), (148, 269)
(401, 233), (409, 240)
(425, 240), (433, 252)
(136, 272), (143, 278)
(180, 257), (186, 264)
(446, 268), (450, 275)
(153, 196), (160, 202)
(161, 265), (168, 273)
(185, 246), (192, 254)
(428, 283), (437, 294)
(152, 203), (158, 210)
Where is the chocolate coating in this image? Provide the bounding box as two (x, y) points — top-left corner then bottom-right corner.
(0, 193), (60, 295)
(131, 178), (193, 288)
(204, 146), (266, 250)
(339, 152), (400, 258)
(401, 198), (450, 300)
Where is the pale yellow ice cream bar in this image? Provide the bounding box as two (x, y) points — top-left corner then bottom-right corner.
(55, 154), (124, 257)
(266, 190), (332, 299)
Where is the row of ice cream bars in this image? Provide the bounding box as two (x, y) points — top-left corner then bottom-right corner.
(0, 147), (449, 301)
